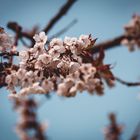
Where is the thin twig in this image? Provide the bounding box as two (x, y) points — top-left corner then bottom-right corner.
(48, 19), (77, 42)
(44, 0), (76, 34)
(130, 122), (140, 140)
(115, 77), (140, 87)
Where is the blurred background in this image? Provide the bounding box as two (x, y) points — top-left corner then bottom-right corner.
(0, 0), (140, 139)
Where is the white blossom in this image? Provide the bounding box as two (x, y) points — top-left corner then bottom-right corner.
(48, 48), (60, 58)
(57, 83), (68, 96)
(38, 53), (51, 64)
(122, 15), (140, 51)
(50, 38), (63, 47)
(64, 36), (77, 46)
(33, 31), (47, 45)
(41, 79), (54, 93)
(6, 72), (18, 85)
(79, 34), (91, 48)
(19, 50), (30, 61)
(69, 62), (80, 73)
(56, 63), (101, 97)
(16, 69), (27, 80)
(19, 61), (27, 69)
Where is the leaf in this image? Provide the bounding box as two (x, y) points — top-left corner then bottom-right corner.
(92, 47), (105, 66)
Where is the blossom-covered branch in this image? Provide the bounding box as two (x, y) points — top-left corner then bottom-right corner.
(103, 113), (124, 140)
(1, 31), (114, 98)
(14, 98), (47, 140)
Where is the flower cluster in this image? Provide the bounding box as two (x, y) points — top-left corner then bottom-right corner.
(103, 113), (124, 140)
(122, 15), (140, 51)
(57, 63), (103, 97)
(5, 31), (113, 98)
(14, 98), (47, 140)
(0, 27), (15, 52)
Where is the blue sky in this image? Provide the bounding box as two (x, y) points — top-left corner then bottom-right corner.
(0, 0), (140, 140)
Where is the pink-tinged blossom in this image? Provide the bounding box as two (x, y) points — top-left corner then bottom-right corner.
(50, 38), (63, 47)
(79, 34), (91, 48)
(122, 15), (140, 51)
(57, 63), (102, 97)
(0, 29), (14, 52)
(33, 31), (47, 45)
(19, 50), (30, 61)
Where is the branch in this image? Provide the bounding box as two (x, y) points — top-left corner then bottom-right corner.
(88, 34), (139, 53)
(14, 98), (47, 140)
(7, 22), (35, 47)
(43, 0), (76, 34)
(104, 113), (123, 140)
(7, 1), (76, 47)
(0, 51), (19, 56)
(115, 77), (140, 87)
(90, 35), (125, 53)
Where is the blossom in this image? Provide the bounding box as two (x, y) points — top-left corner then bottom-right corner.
(48, 44), (66, 60)
(16, 69), (27, 80)
(8, 93), (18, 99)
(79, 35), (91, 46)
(41, 79), (54, 93)
(19, 50), (30, 61)
(48, 48), (59, 58)
(64, 36), (77, 46)
(38, 53), (51, 64)
(50, 38), (63, 47)
(5, 75), (13, 84)
(6, 72), (18, 85)
(69, 62), (80, 73)
(19, 61), (27, 69)
(122, 15), (140, 51)
(34, 60), (43, 69)
(14, 98), (47, 140)
(33, 31), (47, 45)
(57, 83), (68, 96)
(18, 83), (46, 97)
(25, 71), (34, 78)
(71, 54), (82, 63)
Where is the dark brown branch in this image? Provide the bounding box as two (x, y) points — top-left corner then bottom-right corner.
(0, 51), (19, 56)
(115, 77), (140, 87)
(44, 0), (76, 34)
(88, 34), (138, 53)
(7, 1), (76, 47)
(91, 35), (125, 53)
(7, 22), (36, 47)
